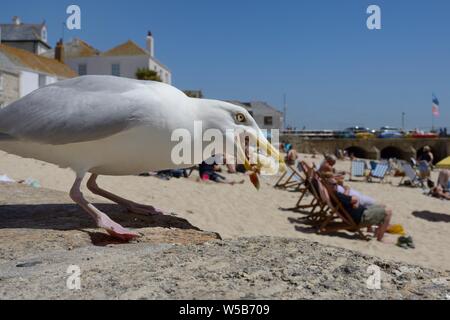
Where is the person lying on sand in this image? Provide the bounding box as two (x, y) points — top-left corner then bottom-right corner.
(199, 160), (244, 185)
(334, 191), (393, 242)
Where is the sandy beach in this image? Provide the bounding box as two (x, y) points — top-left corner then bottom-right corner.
(0, 150), (449, 273)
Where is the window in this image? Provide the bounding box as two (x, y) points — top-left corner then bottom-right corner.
(0, 73), (3, 91)
(264, 116), (273, 126)
(38, 74), (46, 88)
(111, 64), (121, 76)
(78, 64), (87, 76)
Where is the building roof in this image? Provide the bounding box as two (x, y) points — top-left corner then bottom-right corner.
(0, 51), (19, 74)
(100, 40), (171, 71)
(0, 44), (77, 78)
(0, 22), (49, 47)
(45, 37), (171, 72)
(41, 38), (100, 59)
(101, 40), (148, 56)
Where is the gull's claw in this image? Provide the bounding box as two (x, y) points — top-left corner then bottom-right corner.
(97, 212), (139, 241)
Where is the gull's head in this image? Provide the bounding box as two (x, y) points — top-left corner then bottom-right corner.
(197, 99), (285, 189)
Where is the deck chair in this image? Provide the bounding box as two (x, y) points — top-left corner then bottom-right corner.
(399, 162), (423, 187)
(274, 162), (307, 191)
(417, 160), (431, 180)
(367, 162), (389, 183)
(350, 159), (366, 181)
(316, 177), (369, 240)
(291, 163), (330, 223)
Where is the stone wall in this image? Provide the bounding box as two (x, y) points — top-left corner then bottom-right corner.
(281, 135), (450, 162)
(0, 71), (19, 107)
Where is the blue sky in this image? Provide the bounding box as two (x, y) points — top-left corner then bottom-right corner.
(2, 0), (450, 130)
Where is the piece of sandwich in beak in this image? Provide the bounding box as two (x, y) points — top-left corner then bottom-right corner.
(237, 132), (285, 190)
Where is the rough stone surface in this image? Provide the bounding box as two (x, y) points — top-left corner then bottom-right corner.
(0, 183), (449, 300)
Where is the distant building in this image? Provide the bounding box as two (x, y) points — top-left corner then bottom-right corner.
(0, 44), (77, 105)
(0, 16), (50, 55)
(228, 101), (284, 131)
(42, 32), (172, 84)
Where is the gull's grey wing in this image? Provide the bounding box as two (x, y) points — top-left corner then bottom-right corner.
(0, 76), (162, 145)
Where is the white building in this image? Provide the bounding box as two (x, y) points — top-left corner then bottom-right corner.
(44, 32), (172, 84)
(229, 101), (284, 131)
(0, 43), (76, 105)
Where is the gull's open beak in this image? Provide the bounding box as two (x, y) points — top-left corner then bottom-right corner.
(237, 131), (285, 190)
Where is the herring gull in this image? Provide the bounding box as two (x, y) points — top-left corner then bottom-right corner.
(0, 75), (283, 240)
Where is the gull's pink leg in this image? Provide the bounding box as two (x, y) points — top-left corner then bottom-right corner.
(70, 175), (139, 241)
(87, 174), (163, 216)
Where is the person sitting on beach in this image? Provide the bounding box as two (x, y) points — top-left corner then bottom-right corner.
(431, 170), (450, 200)
(319, 154), (346, 175)
(334, 191), (393, 242)
(284, 144), (298, 166)
(417, 146), (434, 180)
(319, 155), (376, 207)
(319, 154), (346, 183)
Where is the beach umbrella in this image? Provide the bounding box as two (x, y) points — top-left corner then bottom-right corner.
(436, 156), (450, 169)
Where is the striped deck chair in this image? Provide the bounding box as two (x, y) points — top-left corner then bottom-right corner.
(316, 177), (369, 240)
(367, 162), (390, 183)
(350, 159), (366, 181)
(274, 162), (306, 191)
(399, 162), (422, 187)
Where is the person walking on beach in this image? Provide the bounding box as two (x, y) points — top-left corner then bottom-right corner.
(418, 146), (434, 166)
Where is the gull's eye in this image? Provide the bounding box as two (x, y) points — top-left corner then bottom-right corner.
(235, 113), (246, 123)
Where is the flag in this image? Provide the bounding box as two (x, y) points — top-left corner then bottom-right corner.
(432, 94), (440, 117)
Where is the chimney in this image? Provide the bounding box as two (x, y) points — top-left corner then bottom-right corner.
(146, 31), (154, 57)
(55, 39), (64, 63)
(12, 16), (21, 25)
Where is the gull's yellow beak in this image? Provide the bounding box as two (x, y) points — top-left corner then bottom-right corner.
(238, 132), (285, 190)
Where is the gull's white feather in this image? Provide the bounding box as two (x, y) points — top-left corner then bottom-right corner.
(0, 76), (211, 175)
